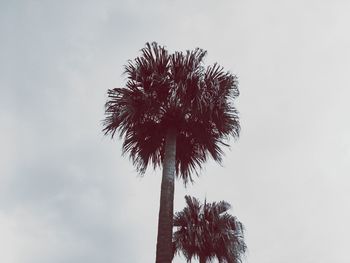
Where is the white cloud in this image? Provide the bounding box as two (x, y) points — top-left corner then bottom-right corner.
(1, 0), (350, 262)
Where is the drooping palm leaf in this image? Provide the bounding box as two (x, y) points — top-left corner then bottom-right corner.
(103, 42), (240, 184)
(173, 196), (247, 263)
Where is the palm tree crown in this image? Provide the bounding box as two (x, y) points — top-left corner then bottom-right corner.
(173, 196), (247, 263)
(103, 42), (240, 184)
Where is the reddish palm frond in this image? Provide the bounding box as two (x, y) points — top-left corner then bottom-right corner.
(173, 196), (247, 263)
(103, 42), (240, 183)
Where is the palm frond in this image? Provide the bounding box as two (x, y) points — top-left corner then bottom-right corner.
(103, 42), (240, 181)
(173, 196), (247, 263)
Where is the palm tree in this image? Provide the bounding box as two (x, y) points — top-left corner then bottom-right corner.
(173, 196), (247, 263)
(103, 42), (240, 262)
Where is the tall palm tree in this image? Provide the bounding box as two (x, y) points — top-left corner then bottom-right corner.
(103, 42), (240, 262)
(173, 196), (247, 263)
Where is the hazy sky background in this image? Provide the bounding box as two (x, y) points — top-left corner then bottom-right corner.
(1, 0), (350, 262)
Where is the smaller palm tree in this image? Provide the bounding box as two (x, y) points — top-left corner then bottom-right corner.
(173, 196), (247, 263)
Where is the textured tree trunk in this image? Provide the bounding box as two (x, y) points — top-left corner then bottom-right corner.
(199, 256), (206, 263)
(155, 128), (177, 263)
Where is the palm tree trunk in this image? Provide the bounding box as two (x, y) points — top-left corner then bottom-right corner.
(155, 128), (177, 263)
(199, 256), (206, 263)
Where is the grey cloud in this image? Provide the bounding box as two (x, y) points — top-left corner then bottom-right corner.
(2, 0), (350, 263)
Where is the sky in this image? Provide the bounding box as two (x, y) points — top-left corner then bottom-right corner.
(1, 0), (350, 262)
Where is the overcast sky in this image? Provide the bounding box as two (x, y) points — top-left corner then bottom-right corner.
(1, 0), (350, 262)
